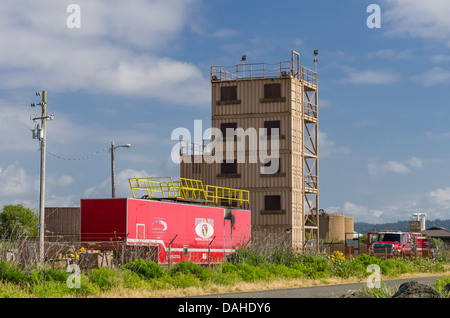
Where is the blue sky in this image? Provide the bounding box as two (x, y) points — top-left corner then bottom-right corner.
(1, 0), (450, 224)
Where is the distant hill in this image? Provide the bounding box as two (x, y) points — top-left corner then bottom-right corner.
(354, 219), (450, 234)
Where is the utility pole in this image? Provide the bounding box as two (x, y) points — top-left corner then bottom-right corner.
(31, 91), (54, 267)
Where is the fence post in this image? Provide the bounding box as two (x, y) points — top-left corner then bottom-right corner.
(208, 236), (216, 267)
(168, 234), (177, 269)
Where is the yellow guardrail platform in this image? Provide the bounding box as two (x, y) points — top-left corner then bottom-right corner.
(129, 177), (249, 208)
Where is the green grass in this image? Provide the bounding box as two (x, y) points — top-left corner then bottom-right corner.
(0, 249), (448, 298)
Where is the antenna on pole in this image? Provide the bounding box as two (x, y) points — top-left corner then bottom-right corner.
(314, 50), (319, 73)
(241, 54), (247, 78)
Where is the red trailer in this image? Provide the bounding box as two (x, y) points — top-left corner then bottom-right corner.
(81, 198), (251, 264)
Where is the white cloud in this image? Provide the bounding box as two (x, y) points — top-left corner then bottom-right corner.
(367, 48), (413, 60)
(344, 68), (398, 85)
(412, 67), (450, 86)
(429, 186), (450, 210)
(406, 157), (423, 169)
(367, 49), (395, 59)
(425, 131), (450, 140)
(45, 193), (80, 208)
(319, 99), (332, 108)
(0, 0), (209, 106)
(212, 28), (238, 38)
(0, 163), (38, 197)
(0, 102), (39, 151)
(83, 168), (153, 199)
(94, 57), (210, 105)
(368, 157), (422, 176)
(432, 55), (450, 63)
(47, 174), (76, 187)
(318, 130), (350, 158)
(384, 161), (410, 174)
(382, 0), (450, 43)
(0, 162), (86, 209)
(327, 202), (385, 224)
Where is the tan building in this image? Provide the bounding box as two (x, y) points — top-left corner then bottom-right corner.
(180, 51), (319, 252)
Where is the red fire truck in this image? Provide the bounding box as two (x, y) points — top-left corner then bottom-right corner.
(367, 231), (430, 258)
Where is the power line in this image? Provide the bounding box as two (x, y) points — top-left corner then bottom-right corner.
(46, 147), (110, 161)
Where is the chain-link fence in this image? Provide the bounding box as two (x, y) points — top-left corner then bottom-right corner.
(0, 237), (160, 270)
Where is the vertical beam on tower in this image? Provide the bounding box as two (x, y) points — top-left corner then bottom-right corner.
(301, 52), (319, 254)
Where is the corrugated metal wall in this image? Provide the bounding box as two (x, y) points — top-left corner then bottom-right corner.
(44, 207), (80, 237)
(212, 78), (291, 117)
(181, 76), (307, 249)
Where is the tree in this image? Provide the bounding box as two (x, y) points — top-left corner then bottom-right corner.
(0, 204), (38, 239)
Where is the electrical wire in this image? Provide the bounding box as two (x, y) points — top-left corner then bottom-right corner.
(46, 147), (110, 161)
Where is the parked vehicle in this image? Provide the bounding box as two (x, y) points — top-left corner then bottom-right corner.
(367, 231), (430, 258)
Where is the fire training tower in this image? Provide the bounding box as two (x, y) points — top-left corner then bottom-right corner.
(180, 51), (319, 252)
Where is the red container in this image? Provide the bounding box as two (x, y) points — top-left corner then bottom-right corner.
(81, 198), (251, 264)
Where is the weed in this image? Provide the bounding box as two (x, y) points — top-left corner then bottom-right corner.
(363, 281), (395, 298)
(433, 276), (450, 297)
(0, 261), (26, 284)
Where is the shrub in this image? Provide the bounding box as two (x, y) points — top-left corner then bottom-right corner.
(329, 259), (361, 279)
(163, 273), (202, 289)
(328, 251), (345, 262)
(210, 271), (237, 285)
(383, 259), (411, 276)
(169, 261), (211, 281)
(354, 254), (390, 275)
(69, 275), (100, 297)
(299, 255), (330, 278)
(408, 257), (445, 273)
(221, 263), (270, 282)
(0, 204), (38, 238)
(232, 248), (265, 266)
(27, 268), (69, 284)
(88, 267), (122, 291)
(263, 263), (303, 279)
(120, 268), (146, 289)
(123, 259), (165, 279)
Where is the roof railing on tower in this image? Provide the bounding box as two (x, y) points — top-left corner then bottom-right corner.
(211, 55), (317, 87)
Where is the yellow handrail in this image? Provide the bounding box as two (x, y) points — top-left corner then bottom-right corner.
(205, 185), (250, 208)
(179, 178), (207, 201)
(128, 177), (180, 199)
